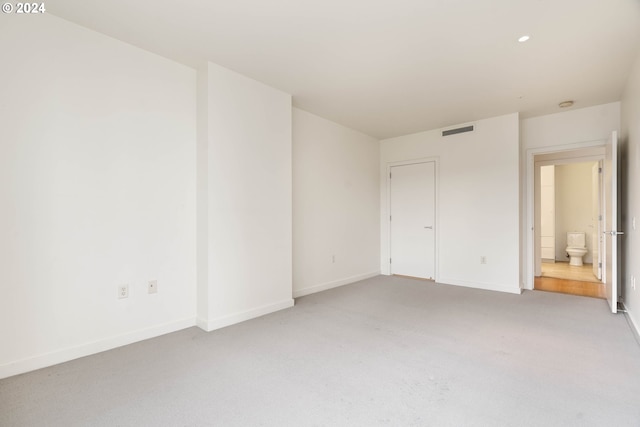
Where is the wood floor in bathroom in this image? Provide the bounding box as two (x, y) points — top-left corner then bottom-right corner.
(540, 261), (600, 282)
(535, 261), (606, 299)
(535, 276), (606, 299)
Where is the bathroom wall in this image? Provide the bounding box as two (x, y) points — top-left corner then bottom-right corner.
(554, 162), (598, 264)
(539, 166), (555, 261)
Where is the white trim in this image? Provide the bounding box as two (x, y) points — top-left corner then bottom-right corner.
(0, 316), (196, 380)
(385, 157), (440, 281)
(198, 299), (294, 332)
(534, 154), (604, 167)
(293, 271), (380, 298)
(438, 278), (522, 295)
(524, 140), (606, 290)
(623, 303), (640, 342)
(196, 316), (210, 331)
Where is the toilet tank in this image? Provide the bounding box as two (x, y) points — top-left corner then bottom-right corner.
(567, 231), (586, 248)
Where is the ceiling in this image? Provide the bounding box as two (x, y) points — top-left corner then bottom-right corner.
(48, 0), (640, 139)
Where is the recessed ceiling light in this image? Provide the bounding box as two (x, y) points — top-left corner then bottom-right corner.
(559, 100), (574, 108)
(518, 35), (530, 42)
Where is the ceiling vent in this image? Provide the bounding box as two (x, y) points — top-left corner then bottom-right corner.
(442, 125), (474, 137)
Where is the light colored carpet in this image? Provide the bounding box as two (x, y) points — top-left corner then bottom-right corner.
(2, 275), (640, 426)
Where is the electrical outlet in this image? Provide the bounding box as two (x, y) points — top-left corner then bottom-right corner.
(118, 284), (129, 299)
(148, 280), (158, 294)
(480, 256), (487, 264)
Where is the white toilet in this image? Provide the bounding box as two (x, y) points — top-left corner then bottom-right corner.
(566, 232), (588, 266)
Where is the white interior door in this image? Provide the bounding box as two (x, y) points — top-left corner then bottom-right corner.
(603, 131), (621, 313)
(390, 162), (435, 279)
(591, 162), (602, 281)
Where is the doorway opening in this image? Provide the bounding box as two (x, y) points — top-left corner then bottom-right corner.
(525, 132), (619, 312)
(533, 149), (606, 299)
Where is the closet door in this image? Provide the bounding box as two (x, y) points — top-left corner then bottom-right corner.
(390, 162), (435, 279)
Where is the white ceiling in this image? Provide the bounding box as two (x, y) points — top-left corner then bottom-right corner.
(49, 0), (640, 139)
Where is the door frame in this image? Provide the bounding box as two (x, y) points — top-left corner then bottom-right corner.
(386, 157), (440, 281)
(591, 161), (603, 281)
(533, 156), (604, 278)
(524, 141), (606, 290)
(603, 130), (620, 313)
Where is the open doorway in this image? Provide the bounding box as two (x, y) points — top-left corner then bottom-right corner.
(533, 150), (606, 298)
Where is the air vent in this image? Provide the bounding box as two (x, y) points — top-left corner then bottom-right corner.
(442, 125), (474, 137)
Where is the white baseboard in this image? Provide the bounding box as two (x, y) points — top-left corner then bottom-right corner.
(198, 298), (294, 332)
(293, 271), (380, 298)
(438, 277), (522, 295)
(196, 316), (210, 331)
(0, 317), (196, 380)
(622, 303), (640, 341)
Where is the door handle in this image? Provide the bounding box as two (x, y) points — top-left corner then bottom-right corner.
(424, 226), (433, 229)
(603, 231), (625, 235)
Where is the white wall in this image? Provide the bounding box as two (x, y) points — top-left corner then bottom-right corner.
(0, 15), (197, 378)
(520, 103), (620, 288)
(521, 103), (621, 151)
(621, 47), (640, 335)
(292, 109), (380, 297)
(197, 62), (293, 331)
(539, 166), (555, 261)
(554, 163), (598, 263)
(380, 114), (520, 294)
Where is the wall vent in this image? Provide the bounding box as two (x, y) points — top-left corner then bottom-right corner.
(442, 125), (474, 137)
